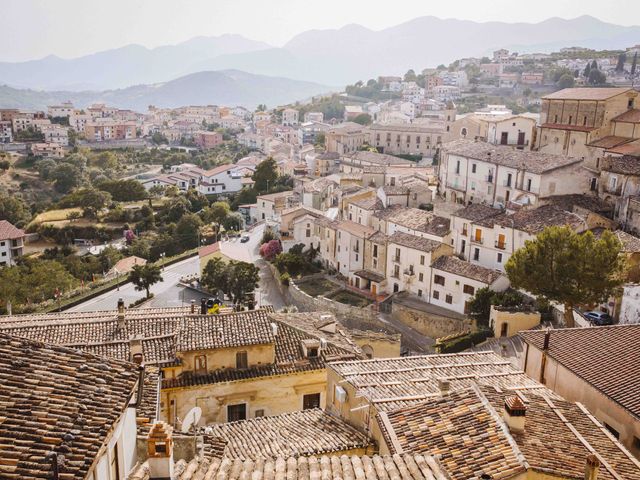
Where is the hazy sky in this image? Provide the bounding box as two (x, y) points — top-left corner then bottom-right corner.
(2, 0), (640, 62)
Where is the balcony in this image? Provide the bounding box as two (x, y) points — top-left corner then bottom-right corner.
(403, 268), (415, 276)
(485, 175), (494, 183)
(461, 229), (468, 236)
(471, 237), (483, 245)
(503, 180), (513, 187)
(495, 242), (506, 250)
(393, 255), (401, 263)
(604, 184), (622, 196)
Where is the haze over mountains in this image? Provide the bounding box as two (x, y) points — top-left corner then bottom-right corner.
(1, 15), (639, 109)
(0, 70), (331, 111)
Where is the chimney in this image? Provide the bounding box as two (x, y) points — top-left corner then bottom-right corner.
(147, 422), (174, 480)
(117, 298), (125, 329)
(130, 336), (143, 364)
(540, 328), (551, 384)
(190, 300), (195, 314)
(585, 454), (600, 480)
(543, 328), (551, 350)
(271, 322), (278, 336)
(438, 379), (450, 396)
(200, 298), (207, 315)
(503, 395), (526, 434)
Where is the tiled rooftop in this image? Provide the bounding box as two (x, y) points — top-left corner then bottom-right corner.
(0, 333), (140, 479)
(431, 255), (504, 285)
(0, 220), (25, 240)
(387, 231), (442, 253)
(494, 205), (587, 234)
(128, 453), (449, 480)
(330, 351), (546, 411)
(451, 203), (502, 222)
(347, 151), (413, 166)
(378, 384), (640, 480)
(601, 155), (640, 176)
(443, 139), (582, 174)
(519, 325), (640, 419)
(542, 87), (632, 101)
(204, 409), (370, 459)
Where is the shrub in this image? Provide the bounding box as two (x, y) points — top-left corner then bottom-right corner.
(280, 272), (291, 286)
(260, 229), (276, 245)
(129, 293), (154, 308)
(259, 239), (282, 261)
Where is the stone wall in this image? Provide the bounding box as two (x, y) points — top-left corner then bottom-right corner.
(267, 263), (397, 335)
(489, 306), (540, 337)
(391, 299), (472, 339)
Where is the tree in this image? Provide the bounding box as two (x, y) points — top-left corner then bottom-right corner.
(51, 163), (82, 193)
(616, 53), (627, 72)
(314, 132), (326, 147)
(201, 257), (229, 295)
(58, 188), (111, 210)
(226, 260), (260, 305)
(591, 60), (598, 70)
(36, 158), (57, 180)
(583, 63), (591, 78)
(557, 74), (575, 89)
(151, 132), (169, 145)
(0, 194), (31, 226)
(96, 179), (147, 201)
(16, 127), (44, 142)
(632, 52), (638, 76)
(588, 68), (607, 86)
(252, 157), (278, 193)
(467, 288), (524, 328)
(222, 212), (244, 232)
(404, 69), (417, 82)
(129, 264), (162, 298)
(148, 185), (166, 198)
(175, 213), (203, 249)
(505, 227), (624, 327)
(353, 113), (372, 125)
(203, 201), (230, 225)
(66, 211), (81, 222)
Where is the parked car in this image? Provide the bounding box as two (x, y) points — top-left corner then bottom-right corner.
(240, 235), (250, 243)
(584, 311), (613, 326)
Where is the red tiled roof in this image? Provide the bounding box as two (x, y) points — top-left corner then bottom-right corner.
(542, 87), (632, 101)
(519, 325), (640, 419)
(0, 220), (24, 240)
(612, 109), (640, 123)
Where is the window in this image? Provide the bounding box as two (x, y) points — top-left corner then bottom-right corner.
(463, 285), (475, 295)
(583, 115), (588, 126)
(506, 173), (512, 187)
(393, 265), (400, 278)
(254, 409), (265, 418)
(554, 114), (558, 123)
(195, 355), (207, 374)
(418, 289), (423, 297)
(303, 393), (321, 410)
(306, 229), (311, 238)
(473, 248), (480, 261)
(605, 423), (620, 439)
(497, 252), (503, 263)
(610, 176), (618, 191)
(110, 445), (120, 480)
(236, 351), (248, 369)
(445, 294), (453, 304)
(455, 160), (460, 174)
(633, 436), (640, 450)
(434, 274), (445, 285)
(373, 245), (378, 257)
(471, 164), (477, 173)
(433, 290), (440, 300)
(419, 273), (424, 282)
(307, 347), (319, 358)
(394, 248), (400, 262)
(568, 115), (573, 124)
(420, 255), (425, 265)
(227, 404), (247, 422)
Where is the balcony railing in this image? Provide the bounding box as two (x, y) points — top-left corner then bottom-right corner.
(393, 255), (401, 263)
(485, 175), (494, 183)
(461, 229), (468, 236)
(495, 242), (506, 250)
(471, 237), (483, 245)
(604, 184), (622, 195)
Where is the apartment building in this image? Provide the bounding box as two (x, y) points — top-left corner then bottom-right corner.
(536, 87), (639, 170)
(40, 124), (69, 146)
(47, 101), (74, 118)
(0, 121), (12, 143)
(340, 150), (413, 174)
(69, 110), (92, 132)
(85, 120), (137, 141)
(198, 164), (244, 195)
(193, 130), (223, 150)
(334, 221), (375, 282)
(439, 139), (589, 208)
(0, 221), (25, 267)
(386, 231), (452, 297)
(429, 255), (508, 314)
(370, 123), (445, 157)
(450, 203), (587, 271)
(282, 108), (299, 126)
(255, 191), (299, 222)
(325, 122), (368, 154)
(304, 111), (324, 123)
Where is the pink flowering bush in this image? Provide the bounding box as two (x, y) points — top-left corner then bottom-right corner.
(259, 239), (282, 261)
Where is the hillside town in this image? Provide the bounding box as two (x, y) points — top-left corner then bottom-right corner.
(2, 12), (640, 479)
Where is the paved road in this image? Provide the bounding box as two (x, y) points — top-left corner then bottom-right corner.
(68, 256), (200, 312)
(68, 222), (286, 312)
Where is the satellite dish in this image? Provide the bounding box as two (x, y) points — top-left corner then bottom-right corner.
(181, 406), (202, 433)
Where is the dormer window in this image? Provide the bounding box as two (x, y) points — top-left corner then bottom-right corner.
(301, 339), (321, 358)
(308, 347), (319, 358)
(195, 355), (207, 374)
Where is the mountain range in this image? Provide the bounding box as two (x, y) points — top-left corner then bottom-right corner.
(1, 15), (639, 108)
(0, 70), (331, 111)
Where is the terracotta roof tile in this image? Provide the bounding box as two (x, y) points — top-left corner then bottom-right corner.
(542, 87), (633, 101)
(204, 409), (370, 459)
(0, 333), (140, 479)
(431, 255), (504, 285)
(0, 220), (25, 240)
(388, 231), (442, 253)
(519, 325), (640, 419)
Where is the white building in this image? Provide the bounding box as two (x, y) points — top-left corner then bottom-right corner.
(429, 255), (509, 314)
(282, 108), (299, 126)
(0, 220), (25, 267)
(439, 139), (590, 208)
(47, 101), (74, 118)
(40, 124), (69, 146)
(198, 164), (245, 195)
(0, 121), (12, 143)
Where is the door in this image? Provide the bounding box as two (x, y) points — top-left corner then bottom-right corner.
(461, 239), (466, 254)
(474, 229), (482, 243)
(517, 132), (525, 146)
(497, 234), (505, 249)
(371, 284), (377, 296)
(505, 190), (511, 202)
(500, 132), (509, 145)
(500, 323), (509, 337)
